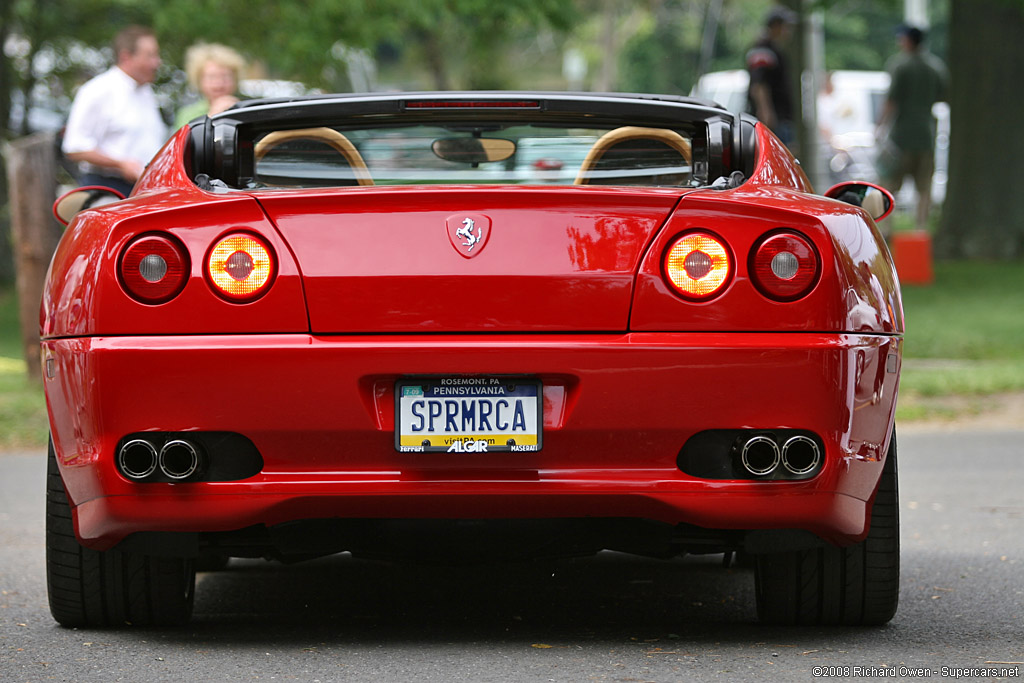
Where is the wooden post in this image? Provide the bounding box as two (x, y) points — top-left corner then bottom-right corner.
(4, 131), (61, 382)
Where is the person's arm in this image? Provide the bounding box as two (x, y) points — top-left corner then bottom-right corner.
(876, 98), (895, 139)
(876, 62), (901, 139)
(746, 45), (779, 131)
(750, 81), (777, 131)
(65, 150), (143, 182)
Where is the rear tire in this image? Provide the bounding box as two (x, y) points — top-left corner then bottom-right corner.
(754, 431), (899, 626)
(46, 438), (196, 627)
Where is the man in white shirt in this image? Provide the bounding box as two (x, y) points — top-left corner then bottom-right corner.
(62, 26), (167, 197)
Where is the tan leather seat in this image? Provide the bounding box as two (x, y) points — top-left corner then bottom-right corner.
(575, 126), (692, 186)
(255, 127), (374, 186)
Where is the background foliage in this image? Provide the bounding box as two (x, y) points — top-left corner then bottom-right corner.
(2, 0), (937, 135)
(6, 0), (1024, 269)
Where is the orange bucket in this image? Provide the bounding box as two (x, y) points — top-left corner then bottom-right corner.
(891, 231), (934, 285)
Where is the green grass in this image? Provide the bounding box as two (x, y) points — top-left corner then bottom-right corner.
(897, 260), (1024, 420)
(0, 359), (49, 449)
(1, 261), (1022, 449)
(0, 288), (49, 450)
(900, 262), (1024, 361)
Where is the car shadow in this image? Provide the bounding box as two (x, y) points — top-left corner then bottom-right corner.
(179, 551), (777, 645)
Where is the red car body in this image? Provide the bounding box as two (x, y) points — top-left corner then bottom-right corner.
(43, 93), (902, 626)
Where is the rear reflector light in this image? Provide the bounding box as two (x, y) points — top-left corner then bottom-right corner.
(206, 233), (275, 301)
(119, 234), (190, 304)
(750, 231), (820, 300)
(663, 232), (732, 300)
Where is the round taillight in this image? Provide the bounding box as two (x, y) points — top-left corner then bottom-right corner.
(206, 233), (275, 301)
(119, 234), (190, 304)
(663, 231), (732, 300)
(750, 231), (820, 301)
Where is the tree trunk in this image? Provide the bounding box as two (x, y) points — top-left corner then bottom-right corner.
(594, 0), (618, 92)
(5, 132), (61, 382)
(0, 0), (13, 140)
(421, 31), (451, 91)
(0, 0), (15, 285)
(17, 0), (48, 136)
(935, 0), (1024, 259)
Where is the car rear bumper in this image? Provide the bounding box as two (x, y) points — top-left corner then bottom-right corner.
(43, 332), (900, 550)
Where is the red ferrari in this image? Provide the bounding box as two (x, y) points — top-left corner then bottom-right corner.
(43, 92), (901, 627)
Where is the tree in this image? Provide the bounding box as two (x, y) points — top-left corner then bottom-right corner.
(151, 0), (377, 90)
(1, 0), (14, 140)
(935, 0), (1024, 259)
(3, 0), (153, 135)
(823, 1), (910, 71)
(372, 0), (577, 90)
(619, 1), (702, 95)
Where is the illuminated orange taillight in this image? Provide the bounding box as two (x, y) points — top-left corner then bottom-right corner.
(206, 233), (275, 301)
(663, 231), (732, 300)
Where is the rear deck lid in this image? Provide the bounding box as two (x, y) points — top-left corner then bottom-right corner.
(256, 187), (684, 333)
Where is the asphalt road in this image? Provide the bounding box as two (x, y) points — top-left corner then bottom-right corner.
(1, 430), (1022, 682)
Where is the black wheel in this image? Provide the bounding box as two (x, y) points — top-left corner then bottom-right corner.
(46, 438), (196, 627)
(754, 431), (899, 626)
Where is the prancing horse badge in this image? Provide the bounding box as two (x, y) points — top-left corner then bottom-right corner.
(446, 213), (491, 258)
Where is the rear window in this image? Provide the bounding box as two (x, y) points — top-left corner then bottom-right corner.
(252, 124), (693, 189)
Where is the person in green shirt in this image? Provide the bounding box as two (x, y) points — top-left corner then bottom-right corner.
(174, 43), (246, 130)
(876, 25), (948, 230)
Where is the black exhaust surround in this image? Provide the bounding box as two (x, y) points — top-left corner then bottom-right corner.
(678, 429), (824, 481)
(115, 432), (263, 483)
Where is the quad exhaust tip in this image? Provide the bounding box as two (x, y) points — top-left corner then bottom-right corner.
(159, 440), (201, 480)
(740, 435), (780, 476)
(118, 437), (203, 481)
(118, 439), (159, 480)
(738, 433), (822, 478)
(781, 435), (821, 475)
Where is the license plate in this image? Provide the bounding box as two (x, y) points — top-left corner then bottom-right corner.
(395, 377), (542, 453)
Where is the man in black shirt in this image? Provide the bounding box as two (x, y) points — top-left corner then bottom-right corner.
(746, 6), (797, 146)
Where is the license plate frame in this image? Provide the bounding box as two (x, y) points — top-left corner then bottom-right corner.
(395, 377), (543, 454)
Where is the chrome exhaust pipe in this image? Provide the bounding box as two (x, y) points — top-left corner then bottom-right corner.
(118, 439), (158, 480)
(782, 436), (821, 475)
(159, 440), (202, 481)
(740, 435), (780, 476)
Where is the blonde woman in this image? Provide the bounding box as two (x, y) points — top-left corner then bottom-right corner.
(174, 43), (245, 128)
